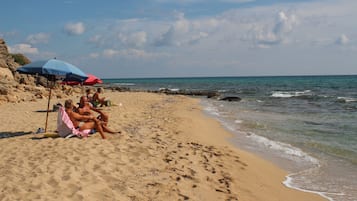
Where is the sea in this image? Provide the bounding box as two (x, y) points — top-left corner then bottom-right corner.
(103, 75), (357, 201)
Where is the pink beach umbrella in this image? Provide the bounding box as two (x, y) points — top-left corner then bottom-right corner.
(83, 74), (103, 85)
(62, 74), (103, 86)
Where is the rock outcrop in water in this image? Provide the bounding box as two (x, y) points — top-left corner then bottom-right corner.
(130, 87), (241, 101)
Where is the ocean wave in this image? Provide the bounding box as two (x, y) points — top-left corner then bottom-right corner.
(337, 97), (357, 103)
(234, 119), (243, 124)
(114, 83), (136, 86)
(271, 90), (313, 98)
(246, 133), (319, 165)
(283, 174), (338, 201)
(158, 88), (180, 92)
(202, 102), (221, 117)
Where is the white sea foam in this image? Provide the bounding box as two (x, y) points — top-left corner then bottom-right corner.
(337, 96), (357, 103)
(283, 174), (338, 201)
(271, 90), (312, 98)
(202, 104), (221, 117)
(158, 88), (180, 92)
(202, 99), (318, 165)
(115, 83), (135, 86)
(169, 88), (180, 92)
(246, 133), (319, 165)
(234, 119), (243, 124)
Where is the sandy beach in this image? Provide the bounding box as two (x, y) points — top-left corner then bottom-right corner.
(0, 91), (327, 201)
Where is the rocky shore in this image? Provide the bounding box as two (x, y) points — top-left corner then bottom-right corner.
(0, 39), (88, 105)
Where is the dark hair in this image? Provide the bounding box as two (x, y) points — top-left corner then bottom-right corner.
(64, 99), (73, 109)
(79, 96), (88, 108)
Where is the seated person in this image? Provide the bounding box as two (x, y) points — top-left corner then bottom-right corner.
(78, 96), (93, 113)
(85, 88), (93, 102)
(64, 99), (106, 139)
(76, 96), (118, 134)
(92, 88), (107, 107)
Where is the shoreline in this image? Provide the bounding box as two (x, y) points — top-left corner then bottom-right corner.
(198, 98), (334, 200)
(0, 91), (327, 200)
(175, 94), (328, 201)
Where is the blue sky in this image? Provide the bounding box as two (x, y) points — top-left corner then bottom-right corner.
(1, 0), (356, 78)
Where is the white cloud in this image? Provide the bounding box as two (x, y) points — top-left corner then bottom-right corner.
(191, 18), (221, 31)
(64, 22), (85, 35)
(89, 53), (100, 58)
(242, 11), (298, 48)
(118, 31), (147, 47)
(122, 49), (150, 57)
(101, 48), (167, 59)
(103, 49), (120, 58)
(220, 0), (255, 3)
(154, 0), (204, 4)
(26, 33), (50, 44)
(88, 35), (105, 47)
(9, 43), (39, 54)
(274, 11), (297, 35)
(89, 35), (102, 43)
(188, 32), (209, 45)
(52, 0), (357, 76)
(0, 31), (18, 39)
(155, 0), (256, 4)
(336, 34), (350, 45)
(155, 12), (206, 46)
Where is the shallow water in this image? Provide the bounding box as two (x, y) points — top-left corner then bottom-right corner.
(201, 98), (357, 201)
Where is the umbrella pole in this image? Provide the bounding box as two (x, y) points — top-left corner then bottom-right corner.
(45, 87), (52, 133)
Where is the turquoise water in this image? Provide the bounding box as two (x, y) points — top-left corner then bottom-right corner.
(104, 75), (357, 201)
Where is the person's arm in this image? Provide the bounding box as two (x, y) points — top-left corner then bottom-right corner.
(93, 93), (99, 101)
(89, 104), (103, 114)
(71, 111), (95, 121)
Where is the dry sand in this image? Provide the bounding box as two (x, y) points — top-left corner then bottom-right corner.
(0, 91), (326, 201)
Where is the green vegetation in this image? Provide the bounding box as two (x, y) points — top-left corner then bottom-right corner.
(10, 53), (31, 65)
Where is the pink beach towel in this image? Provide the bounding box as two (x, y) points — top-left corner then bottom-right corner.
(57, 107), (90, 138)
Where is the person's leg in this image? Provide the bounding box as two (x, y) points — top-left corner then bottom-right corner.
(101, 124), (120, 134)
(94, 120), (105, 139)
(97, 112), (109, 126)
(99, 98), (106, 107)
(80, 121), (106, 139)
(95, 115), (119, 134)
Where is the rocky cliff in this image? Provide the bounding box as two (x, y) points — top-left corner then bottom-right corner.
(0, 38), (81, 105)
(0, 39), (19, 81)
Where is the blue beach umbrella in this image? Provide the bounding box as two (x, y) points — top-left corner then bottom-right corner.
(17, 59), (88, 82)
(17, 59), (88, 132)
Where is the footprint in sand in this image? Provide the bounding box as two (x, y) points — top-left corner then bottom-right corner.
(47, 177), (59, 188)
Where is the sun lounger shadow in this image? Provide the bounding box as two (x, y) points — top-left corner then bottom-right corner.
(35, 109), (55, 113)
(35, 104), (62, 113)
(30, 133), (78, 140)
(0, 131), (32, 139)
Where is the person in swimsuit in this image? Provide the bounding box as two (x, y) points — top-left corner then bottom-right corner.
(64, 99), (106, 139)
(85, 88), (93, 102)
(92, 88), (107, 107)
(76, 96), (119, 134)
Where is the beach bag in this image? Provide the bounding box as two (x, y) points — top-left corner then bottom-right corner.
(105, 100), (111, 106)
